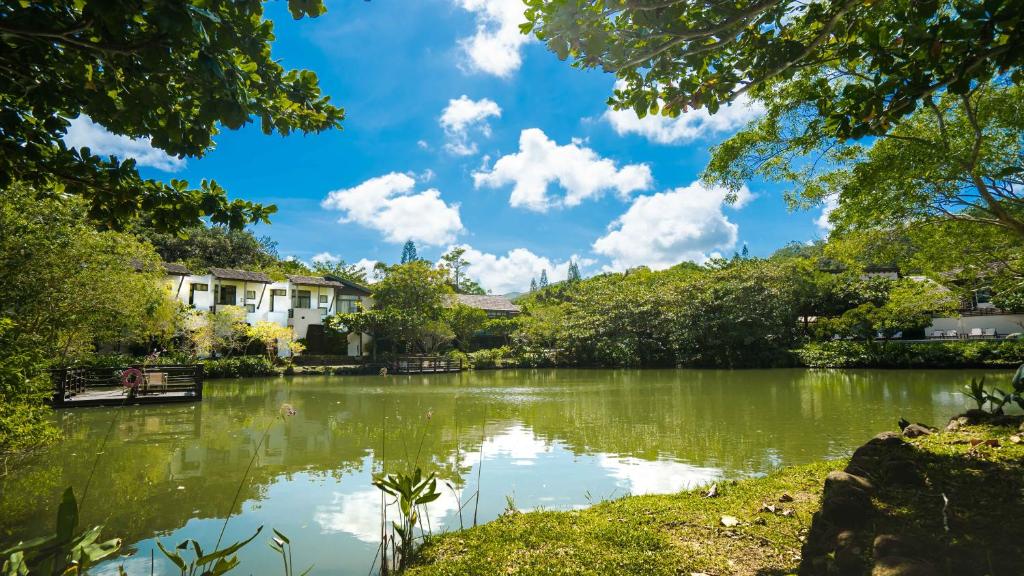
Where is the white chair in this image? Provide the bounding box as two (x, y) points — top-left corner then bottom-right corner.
(145, 371), (167, 393)
(969, 328), (983, 339)
(946, 330), (960, 339)
(984, 328), (997, 339)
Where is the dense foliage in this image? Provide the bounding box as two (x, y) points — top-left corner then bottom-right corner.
(524, 0), (1023, 140)
(796, 340), (1024, 368)
(201, 356), (277, 379)
(515, 258), (806, 368)
(330, 261), (455, 355)
(0, 185), (174, 454)
(707, 82), (1024, 241)
(0, 0), (344, 232)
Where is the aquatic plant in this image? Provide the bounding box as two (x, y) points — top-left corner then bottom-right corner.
(1, 488), (121, 576)
(156, 527), (263, 576)
(372, 468), (442, 572)
(267, 530), (311, 576)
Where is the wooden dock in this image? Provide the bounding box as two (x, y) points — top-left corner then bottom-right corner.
(388, 356), (463, 375)
(51, 365), (204, 408)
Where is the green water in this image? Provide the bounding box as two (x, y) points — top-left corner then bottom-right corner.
(0, 369), (1003, 574)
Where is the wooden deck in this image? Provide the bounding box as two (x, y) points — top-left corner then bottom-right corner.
(51, 365), (204, 409)
(57, 387), (201, 408)
(388, 356), (463, 374)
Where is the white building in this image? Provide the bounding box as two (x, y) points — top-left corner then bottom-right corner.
(161, 264), (373, 357)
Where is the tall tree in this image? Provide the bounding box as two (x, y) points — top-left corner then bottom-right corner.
(530, 278), (538, 292)
(524, 0), (1024, 140)
(142, 225), (278, 270)
(440, 247), (469, 290)
(708, 81), (1024, 240)
(539, 269), (549, 288)
(0, 0), (344, 232)
(311, 260), (369, 286)
(400, 240), (418, 264)
(567, 261), (581, 283)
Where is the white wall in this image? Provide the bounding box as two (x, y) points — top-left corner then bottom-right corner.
(928, 314), (1024, 337)
(164, 273), (374, 356)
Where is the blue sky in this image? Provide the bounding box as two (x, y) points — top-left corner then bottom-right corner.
(66, 0), (831, 294)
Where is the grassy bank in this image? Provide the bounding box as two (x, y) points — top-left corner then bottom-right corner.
(408, 422), (1024, 576)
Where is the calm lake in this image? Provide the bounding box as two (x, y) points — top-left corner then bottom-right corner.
(0, 368), (1005, 574)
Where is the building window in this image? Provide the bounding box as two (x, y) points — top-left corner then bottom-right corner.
(319, 294), (329, 304)
(269, 289), (286, 312)
(294, 290), (311, 308)
(188, 283), (208, 307)
(218, 285), (237, 306)
(339, 296), (360, 313)
(245, 304), (256, 313)
(246, 290), (256, 300)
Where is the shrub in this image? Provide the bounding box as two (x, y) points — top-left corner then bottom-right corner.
(202, 356), (277, 378)
(468, 347), (510, 369)
(795, 340), (1024, 368)
(292, 354), (364, 366)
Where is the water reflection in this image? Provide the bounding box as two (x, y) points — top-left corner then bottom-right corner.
(0, 368), (1005, 575)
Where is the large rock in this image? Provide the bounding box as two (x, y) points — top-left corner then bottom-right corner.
(882, 459), (926, 487)
(872, 556), (939, 576)
(821, 471), (874, 526)
(847, 433), (909, 479)
(873, 534), (910, 559)
(834, 530), (867, 576)
(901, 424), (932, 438)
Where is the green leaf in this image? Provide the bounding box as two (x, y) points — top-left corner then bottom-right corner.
(56, 488), (79, 543)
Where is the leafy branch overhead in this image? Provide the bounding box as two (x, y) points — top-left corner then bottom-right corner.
(524, 0), (1024, 139)
(0, 0), (344, 231)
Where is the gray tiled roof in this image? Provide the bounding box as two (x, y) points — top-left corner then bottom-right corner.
(452, 294), (521, 313)
(286, 275), (345, 288)
(209, 267), (273, 283)
(162, 262), (191, 275)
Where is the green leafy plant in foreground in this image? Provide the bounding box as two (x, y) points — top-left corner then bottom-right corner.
(373, 468), (442, 573)
(1, 488), (121, 576)
(156, 527), (263, 576)
(961, 365), (1024, 414)
(267, 530), (312, 576)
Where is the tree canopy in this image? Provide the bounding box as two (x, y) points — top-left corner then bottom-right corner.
(0, 0), (344, 232)
(524, 0), (1024, 139)
(707, 81), (1024, 239)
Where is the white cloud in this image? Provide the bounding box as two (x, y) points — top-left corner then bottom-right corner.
(315, 487), (461, 543)
(598, 455), (721, 495)
(321, 172), (464, 246)
(593, 181), (755, 271)
(816, 194), (839, 232)
(353, 258), (380, 283)
(311, 251), (340, 265)
(64, 116), (185, 172)
(454, 0), (532, 77)
(604, 82), (765, 145)
(444, 244), (594, 294)
(473, 128), (653, 212)
(440, 95), (502, 156)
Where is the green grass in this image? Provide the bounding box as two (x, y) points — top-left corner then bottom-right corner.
(408, 461), (837, 576)
(408, 423), (1024, 576)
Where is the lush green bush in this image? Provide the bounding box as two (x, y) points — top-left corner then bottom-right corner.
(0, 320), (58, 457)
(202, 356), (278, 378)
(292, 354), (364, 366)
(516, 259), (803, 368)
(468, 347), (509, 370)
(795, 340), (1024, 368)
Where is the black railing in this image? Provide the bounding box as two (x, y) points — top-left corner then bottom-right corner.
(50, 364), (204, 407)
(388, 356), (463, 374)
